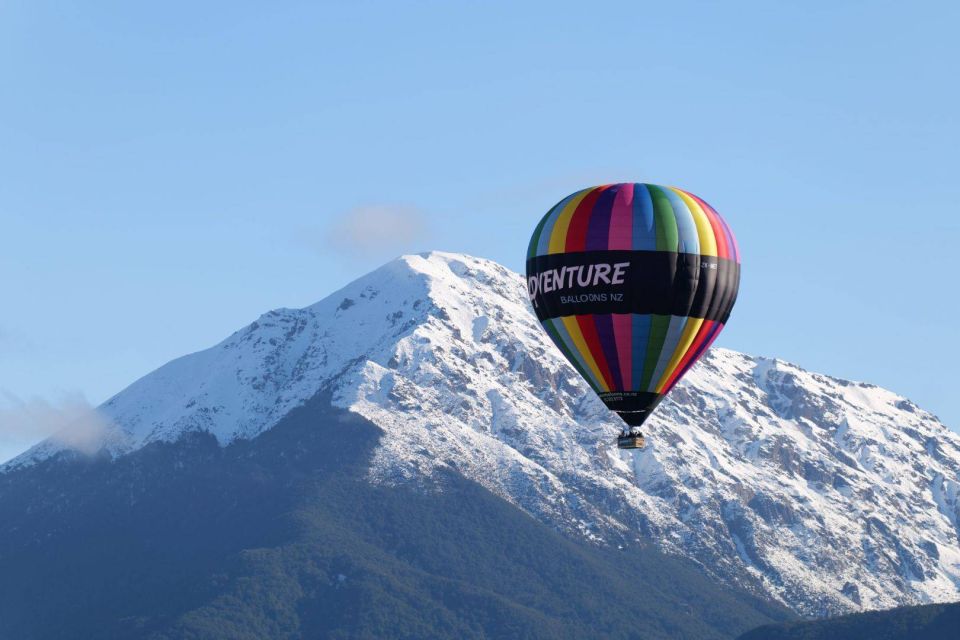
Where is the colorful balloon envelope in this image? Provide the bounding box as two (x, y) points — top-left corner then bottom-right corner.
(526, 183), (740, 433)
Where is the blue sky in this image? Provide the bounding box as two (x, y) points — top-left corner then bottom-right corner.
(2, 1), (958, 461)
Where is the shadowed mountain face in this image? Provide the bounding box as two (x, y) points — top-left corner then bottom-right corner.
(0, 394), (789, 640)
(5, 252), (960, 621)
(739, 601), (960, 640)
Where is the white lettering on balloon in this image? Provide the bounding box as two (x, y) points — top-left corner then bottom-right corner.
(527, 262), (630, 306)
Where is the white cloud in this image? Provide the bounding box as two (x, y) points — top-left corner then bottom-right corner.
(0, 391), (111, 456)
(325, 204), (429, 258)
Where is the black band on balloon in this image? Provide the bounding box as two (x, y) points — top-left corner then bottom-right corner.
(598, 391), (663, 427)
(526, 250), (739, 324)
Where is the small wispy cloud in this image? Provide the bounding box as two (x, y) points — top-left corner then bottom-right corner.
(0, 391), (111, 456)
(324, 204), (430, 259)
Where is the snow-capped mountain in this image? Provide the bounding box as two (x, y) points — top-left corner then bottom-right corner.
(7, 252), (960, 617)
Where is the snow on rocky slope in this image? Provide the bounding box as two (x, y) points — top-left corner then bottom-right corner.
(6, 252), (960, 617)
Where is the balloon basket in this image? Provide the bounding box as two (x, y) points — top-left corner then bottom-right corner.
(617, 433), (645, 449)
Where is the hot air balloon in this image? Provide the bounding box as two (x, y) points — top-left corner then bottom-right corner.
(526, 183), (740, 449)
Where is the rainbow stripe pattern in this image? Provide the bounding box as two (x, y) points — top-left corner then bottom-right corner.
(526, 183), (740, 428)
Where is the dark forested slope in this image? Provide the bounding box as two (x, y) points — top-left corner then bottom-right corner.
(739, 601), (959, 640)
(0, 394), (790, 640)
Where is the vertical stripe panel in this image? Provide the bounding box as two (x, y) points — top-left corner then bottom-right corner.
(631, 314), (652, 392)
(576, 314), (615, 390)
(697, 195), (739, 263)
(662, 187), (700, 255)
(528, 213), (551, 260)
(670, 187), (716, 257)
(533, 192), (579, 258)
(647, 185), (679, 251)
(544, 317), (604, 392)
(565, 186), (608, 253)
(632, 184), (657, 251)
(664, 321), (724, 394)
(612, 314), (633, 390)
(586, 185), (619, 251)
(594, 314), (623, 390)
(639, 314), (670, 391)
(608, 184), (634, 250)
(560, 316), (610, 392)
(648, 315), (690, 391)
(661, 319), (716, 392)
(655, 317), (705, 393)
(546, 189), (593, 255)
(688, 192), (728, 259)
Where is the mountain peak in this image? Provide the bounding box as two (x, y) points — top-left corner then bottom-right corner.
(4, 251), (523, 469)
(5, 251), (960, 617)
